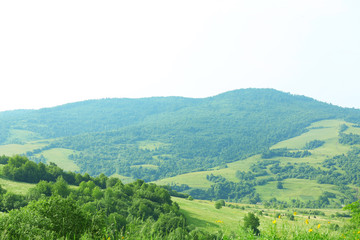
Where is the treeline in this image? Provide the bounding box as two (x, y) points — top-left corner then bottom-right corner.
(303, 140), (325, 150)
(0, 162), (219, 239)
(188, 174), (259, 204)
(261, 148), (311, 159)
(339, 133), (360, 145)
(1, 155), (107, 187)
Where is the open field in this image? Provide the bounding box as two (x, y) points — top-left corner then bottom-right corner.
(0, 177), (36, 195)
(255, 179), (341, 202)
(5, 129), (43, 144)
(111, 173), (135, 184)
(0, 142), (48, 156)
(39, 148), (80, 172)
(174, 197), (348, 238)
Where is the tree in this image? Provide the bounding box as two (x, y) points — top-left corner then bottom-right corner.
(52, 176), (70, 198)
(277, 181), (284, 189)
(215, 200), (223, 209)
(243, 212), (260, 235)
(344, 200), (360, 226)
(27, 195), (91, 239)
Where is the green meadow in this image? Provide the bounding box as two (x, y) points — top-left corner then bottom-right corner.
(39, 148), (80, 172)
(174, 197), (348, 239)
(0, 176), (35, 195)
(0, 142), (47, 156)
(255, 179), (340, 202)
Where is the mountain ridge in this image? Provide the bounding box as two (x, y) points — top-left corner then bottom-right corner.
(1, 88), (360, 181)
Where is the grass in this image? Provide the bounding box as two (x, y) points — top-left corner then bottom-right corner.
(154, 171), (213, 189)
(4, 129), (43, 144)
(0, 176), (36, 195)
(271, 119), (345, 150)
(174, 197), (347, 239)
(110, 173), (135, 184)
(156, 119), (355, 196)
(40, 148), (80, 172)
(0, 142), (48, 156)
(255, 179), (341, 202)
(174, 197), (244, 233)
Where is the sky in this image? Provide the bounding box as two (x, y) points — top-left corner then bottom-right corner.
(0, 0), (359, 111)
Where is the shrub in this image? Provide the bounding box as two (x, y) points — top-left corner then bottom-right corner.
(243, 212), (260, 235)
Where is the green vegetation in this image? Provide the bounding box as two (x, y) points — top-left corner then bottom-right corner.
(2, 89), (360, 181)
(0, 154), (359, 239)
(155, 119), (360, 209)
(1, 89), (360, 238)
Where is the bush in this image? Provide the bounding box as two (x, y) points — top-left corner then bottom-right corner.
(243, 212), (260, 235)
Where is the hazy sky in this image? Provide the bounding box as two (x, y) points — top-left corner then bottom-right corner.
(1, 0), (359, 111)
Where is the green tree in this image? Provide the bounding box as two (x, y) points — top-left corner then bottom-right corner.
(243, 212), (260, 235)
(344, 200), (360, 226)
(52, 176), (70, 198)
(215, 200), (223, 209)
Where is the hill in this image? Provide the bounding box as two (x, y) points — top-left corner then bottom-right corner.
(1, 88), (360, 183)
(155, 119), (360, 207)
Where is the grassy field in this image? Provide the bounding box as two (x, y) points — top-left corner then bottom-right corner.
(111, 173), (135, 184)
(0, 141), (48, 156)
(0, 177), (36, 195)
(4, 129), (43, 144)
(255, 179), (340, 202)
(174, 197), (348, 238)
(39, 148), (80, 172)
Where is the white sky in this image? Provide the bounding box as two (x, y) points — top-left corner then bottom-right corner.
(0, 0), (359, 111)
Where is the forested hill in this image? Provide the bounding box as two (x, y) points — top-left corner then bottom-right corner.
(1, 88), (360, 180)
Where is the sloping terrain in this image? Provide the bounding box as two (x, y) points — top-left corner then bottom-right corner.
(1, 89), (360, 183)
(156, 120), (360, 205)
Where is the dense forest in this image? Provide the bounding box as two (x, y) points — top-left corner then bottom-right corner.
(4, 89), (360, 180)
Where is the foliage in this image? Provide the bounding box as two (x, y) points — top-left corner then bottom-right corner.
(277, 181), (284, 189)
(303, 140), (325, 150)
(243, 212), (260, 235)
(3, 89), (360, 180)
(262, 148), (311, 159)
(1, 155), (108, 188)
(339, 133), (360, 145)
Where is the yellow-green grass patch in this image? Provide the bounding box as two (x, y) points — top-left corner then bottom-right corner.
(174, 197), (345, 237)
(154, 171), (213, 189)
(174, 197), (244, 233)
(344, 124), (360, 135)
(40, 148), (80, 172)
(0, 142), (48, 156)
(110, 173), (135, 184)
(5, 129), (43, 144)
(0, 177), (36, 195)
(154, 155), (258, 188)
(271, 119), (346, 150)
(256, 178), (340, 202)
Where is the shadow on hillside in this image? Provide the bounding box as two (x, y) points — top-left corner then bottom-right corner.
(180, 209), (219, 229)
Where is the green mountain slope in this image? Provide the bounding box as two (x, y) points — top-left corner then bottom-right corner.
(1, 89), (360, 183)
(156, 119), (360, 207)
